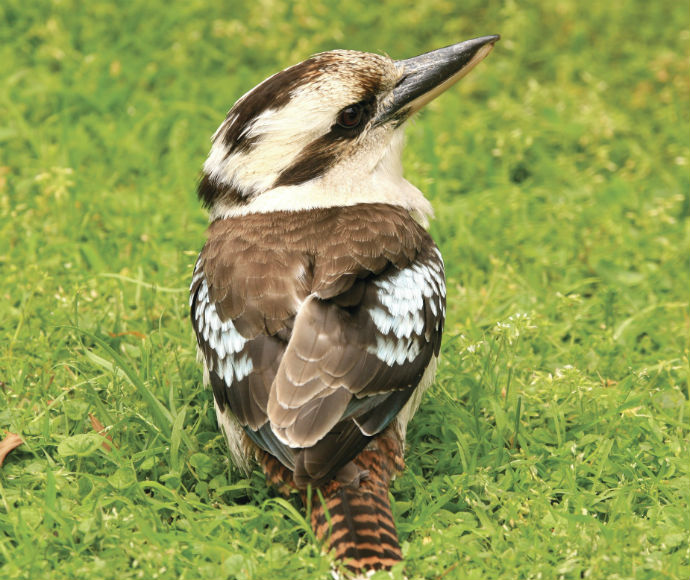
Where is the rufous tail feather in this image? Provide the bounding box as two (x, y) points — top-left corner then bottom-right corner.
(260, 436), (405, 574)
(308, 439), (405, 573)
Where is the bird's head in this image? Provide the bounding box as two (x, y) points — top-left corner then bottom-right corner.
(200, 35), (499, 223)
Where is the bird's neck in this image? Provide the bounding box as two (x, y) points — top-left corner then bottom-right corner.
(208, 130), (434, 228)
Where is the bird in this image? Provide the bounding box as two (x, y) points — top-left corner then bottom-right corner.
(189, 35), (498, 575)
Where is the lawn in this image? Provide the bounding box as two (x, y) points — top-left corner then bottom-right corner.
(1, 0), (688, 578)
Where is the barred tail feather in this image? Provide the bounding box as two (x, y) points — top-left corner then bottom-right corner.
(310, 443), (405, 574)
(259, 436), (406, 573)
(312, 482), (402, 572)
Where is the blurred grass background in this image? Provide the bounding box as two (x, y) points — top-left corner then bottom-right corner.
(1, 0), (688, 578)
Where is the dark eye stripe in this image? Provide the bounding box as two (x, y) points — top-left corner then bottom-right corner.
(274, 96), (377, 188)
(273, 132), (342, 188)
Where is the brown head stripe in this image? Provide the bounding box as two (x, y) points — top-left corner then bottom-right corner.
(220, 55), (335, 153)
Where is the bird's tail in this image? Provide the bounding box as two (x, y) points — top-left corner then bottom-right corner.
(308, 439), (404, 574)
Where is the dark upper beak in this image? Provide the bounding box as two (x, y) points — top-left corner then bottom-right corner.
(375, 35), (500, 127)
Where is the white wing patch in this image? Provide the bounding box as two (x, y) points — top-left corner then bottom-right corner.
(366, 254), (445, 366)
(191, 261), (253, 383)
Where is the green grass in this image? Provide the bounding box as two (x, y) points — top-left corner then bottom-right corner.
(1, 0), (688, 578)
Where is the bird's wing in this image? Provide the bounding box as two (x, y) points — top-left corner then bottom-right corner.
(268, 245), (445, 485)
(268, 246), (445, 443)
(189, 242), (306, 472)
(190, 205), (445, 486)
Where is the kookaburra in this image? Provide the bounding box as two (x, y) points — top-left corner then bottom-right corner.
(190, 35), (498, 574)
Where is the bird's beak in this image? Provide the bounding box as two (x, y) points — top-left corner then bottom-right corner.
(375, 35), (500, 127)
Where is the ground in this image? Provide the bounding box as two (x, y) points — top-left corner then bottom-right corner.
(0, 0), (688, 578)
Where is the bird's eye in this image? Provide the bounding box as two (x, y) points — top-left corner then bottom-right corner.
(337, 104), (364, 129)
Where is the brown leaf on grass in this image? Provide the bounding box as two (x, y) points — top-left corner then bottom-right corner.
(89, 414), (115, 451)
(0, 432), (23, 467)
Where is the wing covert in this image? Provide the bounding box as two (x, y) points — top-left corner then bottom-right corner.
(268, 242), (445, 450)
